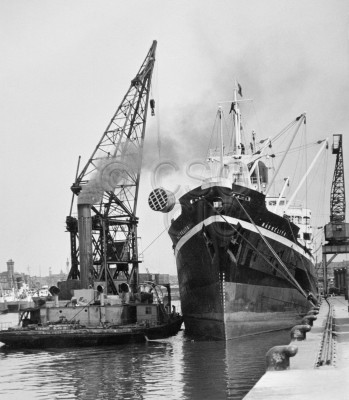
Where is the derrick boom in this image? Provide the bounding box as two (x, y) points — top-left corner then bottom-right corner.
(66, 41), (157, 294)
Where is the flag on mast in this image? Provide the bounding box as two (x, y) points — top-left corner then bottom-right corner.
(237, 82), (243, 97)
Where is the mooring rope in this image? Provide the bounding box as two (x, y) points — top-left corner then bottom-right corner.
(204, 199), (306, 298)
(233, 196), (308, 299)
(285, 217), (317, 295)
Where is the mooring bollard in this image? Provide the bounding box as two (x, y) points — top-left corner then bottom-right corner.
(266, 345), (298, 371)
(302, 315), (317, 326)
(307, 309), (319, 316)
(290, 324), (311, 341)
(307, 292), (318, 305)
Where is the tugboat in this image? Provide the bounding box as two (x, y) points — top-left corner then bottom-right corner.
(148, 84), (325, 340)
(0, 282), (182, 348)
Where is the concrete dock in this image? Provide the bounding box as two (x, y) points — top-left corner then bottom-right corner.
(244, 296), (349, 399)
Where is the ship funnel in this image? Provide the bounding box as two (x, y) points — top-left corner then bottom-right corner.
(49, 286), (60, 307)
(97, 285), (104, 293)
(148, 188), (176, 213)
(49, 286), (60, 296)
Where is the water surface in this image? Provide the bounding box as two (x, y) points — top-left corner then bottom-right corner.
(0, 313), (290, 399)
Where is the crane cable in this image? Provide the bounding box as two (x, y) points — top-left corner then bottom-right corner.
(151, 61), (161, 160)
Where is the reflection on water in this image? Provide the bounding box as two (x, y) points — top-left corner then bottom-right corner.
(0, 314), (290, 400)
(181, 329), (290, 400)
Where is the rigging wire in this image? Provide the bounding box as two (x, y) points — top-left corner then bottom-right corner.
(269, 118), (300, 145)
(316, 149), (330, 226)
(196, 109), (223, 181)
(251, 101), (264, 141)
(285, 217), (317, 294)
(268, 156), (277, 195)
(288, 125), (306, 201)
(303, 119), (308, 212)
(139, 227), (168, 256)
(272, 141), (324, 157)
(238, 101), (252, 151)
(225, 110), (234, 151)
(263, 116), (306, 196)
(311, 150), (329, 261)
(307, 150), (328, 211)
(206, 110), (222, 157)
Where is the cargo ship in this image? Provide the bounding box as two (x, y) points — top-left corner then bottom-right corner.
(148, 85), (325, 340)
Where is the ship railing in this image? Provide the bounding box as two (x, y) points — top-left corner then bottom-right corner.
(287, 200), (305, 209)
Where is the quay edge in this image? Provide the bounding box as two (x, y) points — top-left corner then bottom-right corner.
(243, 296), (349, 400)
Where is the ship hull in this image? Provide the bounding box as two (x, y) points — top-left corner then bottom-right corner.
(182, 282), (307, 340)
(0, 318), (183, 348)
(170, 184), (317, 340)
(6, 300), (33, 313)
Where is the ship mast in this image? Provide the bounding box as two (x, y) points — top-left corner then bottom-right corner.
(219, 106), (224, 168)
(233, 83), (242, 155)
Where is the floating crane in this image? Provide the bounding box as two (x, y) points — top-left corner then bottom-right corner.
(65, 41), (157, 295)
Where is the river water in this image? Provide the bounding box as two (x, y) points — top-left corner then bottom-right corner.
(0, 311), (291, 400)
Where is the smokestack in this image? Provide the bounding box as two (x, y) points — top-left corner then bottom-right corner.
(77, 201), (93, 289)
(7, 259), (14, 275)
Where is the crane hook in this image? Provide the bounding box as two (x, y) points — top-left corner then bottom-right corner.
(150, 99), (155, 116)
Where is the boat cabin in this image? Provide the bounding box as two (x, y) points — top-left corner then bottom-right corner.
(17, 284), (170, 329)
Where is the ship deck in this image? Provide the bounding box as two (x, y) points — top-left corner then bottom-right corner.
(243, 296), (349, 399)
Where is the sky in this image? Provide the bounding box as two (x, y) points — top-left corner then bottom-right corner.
(1, 0), (349, 276)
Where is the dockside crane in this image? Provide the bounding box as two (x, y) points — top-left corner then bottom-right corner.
(65, 41), (157, 296)
(325, 134), (348, 243)
(323, 134), (349, 295)
(329, 134), (346, 224)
